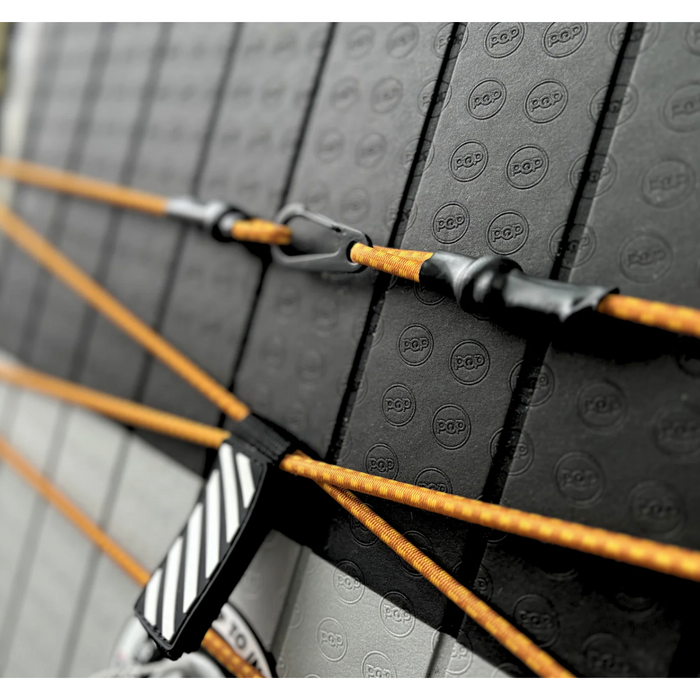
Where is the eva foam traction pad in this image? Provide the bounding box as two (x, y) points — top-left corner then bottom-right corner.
(1, 22), (700, 677)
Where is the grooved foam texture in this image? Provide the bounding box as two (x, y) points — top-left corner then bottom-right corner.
(234, 23), (447, 457)
(286, 23), (626, 676)
(0, 24), (103, 357)
(77, 23), (236, 401)
(138, 23), (331, 474)
(459, 23), (698, 678)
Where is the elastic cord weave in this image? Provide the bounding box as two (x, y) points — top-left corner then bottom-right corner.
(0, 204), (250, 422)
(282, 454), (700, 583)
(598, 294), (700, 339)
(320, 483), (574, 679)
(0, 435), (262, 678)
(230, 218), (292, 245)
(0, 361), (230, 448)
(350, 242), (432, 282)
(0, 157), (168, 216)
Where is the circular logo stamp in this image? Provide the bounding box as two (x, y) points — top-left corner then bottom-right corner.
(485, 23), (524, 58)
(654, 405), (700, 456)
(298, 348), (325, 383)
(340, 188), (370, 223)
(450, 141), (488, 182)
(275, 286), (301, 317)
(589, 84), (638, 128)
(315, 128), (344, 162)
(662, 82), (700, 133)
(362, 651), (396, 678)
(446, 631), (473, 676)
(402, 137), (434, 171)
(577, 380), (627, 430)
(355, 132), (387, 169)
(287, 402), (307, 434)
(543, 22), (588, 57)
(489, 428), (534, 476)
(317, 618), (347, 661)
(371, 77), (403, 113)
(346, 25), (374, 58)
(686, 23), (700, 55)
(450, 340), (490, 385)
(641, 159), (696, 208)
(555, 452), (605, 506)
(413, 282), (445, 306)
(474, 566), (493, 602)
(349, 512), (378, 546)
(303, 181), (330, 211)
(610, 22), (659, 54)
(525, 80), (568, 123)
(329, 77), (359, 111)
(432, 405), (471, 449)
(569, 153), (617, 198)
(379, 592), (415, 637)
(385, 195), (416, 232)
(513, 595), (560, 646)
(467, 79), (506, 120)
(418, 78), (451, 116)
(365, 443), (399, 479)
(619, 233), (672, 283)
(675, 337), (700, 378)
(382, 384), (416, 426)
(414, 467), (453, 494)
(312, 296), (339, 334)
(387, 23), (419, 58)
(506, 145), (549, 189)
(332, 561), (365, 605)
(260, 77), (285, 108)
(583, 634), (636, 678)
(487, 212), (529, 255)
(261, 335), (285, 370)
(432, 202), (469, 244)
(509, 361), (555, 406)
(433, 23), (452, 57)
(398, 324), (433, 366)
(629, 481), (686, 536)
(548, 224), (597, 268)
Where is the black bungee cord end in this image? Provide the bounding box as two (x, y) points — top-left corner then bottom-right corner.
(420, 251), (616, 323)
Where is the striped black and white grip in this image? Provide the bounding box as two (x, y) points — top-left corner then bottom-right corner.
(134, 437), (276, 658)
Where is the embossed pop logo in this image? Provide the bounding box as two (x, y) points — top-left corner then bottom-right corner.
(543, 22), (587, 57)
(415, 467), (452, 494)
(450, 341), (490, 385)
(333, 561), (365, 604)
(630, 481), (685, 536)
(317, 618), (347, 661)
(506, 146), (548, 189)
(584, 634), (635, 678)
(371, 77), (403, 113)
(577, 381), (626, 430)
(654, 407), (700, 456)
(432, 202), (469, 243)
(398, 325), (433, 365)
(450, 141), (488, 182)
(513, 595), (559, 646)
(432, 405), (471, 449)
(485, 23), (524, 57)
(380, 592), (415, 637)
(488, 212), (529, 255)
(548, 224), (597, 268)
(365, 444), (399, 479)
(662, 82), (700, 132)
(468, 79), (506, 120)
(387, 23), (419, 58)
(382, 385), (415, 426)
(525, 81), (568, 123)
(555, 453), (604, 505)
(362, 652), (396, 678)
(641, 160), (696, 208)
(619, 233), (672, 283)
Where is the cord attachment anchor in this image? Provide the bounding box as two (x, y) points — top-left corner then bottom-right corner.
(271, 203), (372, 273)
(421, 252), (617, 323)
(165, 197), (249, 242)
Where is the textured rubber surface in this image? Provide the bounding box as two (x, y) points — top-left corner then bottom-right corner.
(139, 23), (330, 474)
(1, 22), (700, 678)
(235, 23), (447, 456)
